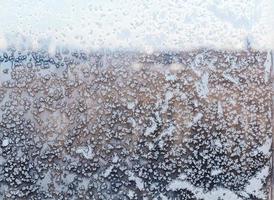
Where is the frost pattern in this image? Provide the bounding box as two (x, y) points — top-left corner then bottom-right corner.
(0, 49), (272, 199)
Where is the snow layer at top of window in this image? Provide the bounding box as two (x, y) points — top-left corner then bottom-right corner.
(0, 0), (273, 51)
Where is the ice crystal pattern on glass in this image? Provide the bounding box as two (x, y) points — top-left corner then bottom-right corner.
(0, 49), (272, 199)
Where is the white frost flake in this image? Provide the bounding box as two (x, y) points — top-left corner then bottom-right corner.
(242, 165), (269, 199)
(196, 72), (209, 98)
(112, 153), (119, 163)
(168, 178), (242, 200)
(127, 101), (135, 110)
(76, 145), (94, 159)
(127, 171), (144, 190)
(165, 73), (177, 81)
(211, 169), (222, 176)
(1, 138), (9, 147)
(222, 73), (239, 84)
(264, 51), (272, 82)
(217, 101), (223, 115)
(103, 165), (114, 178)
(257, 137), (272, 156)
(144, 117), (158, 136)
(187, 113), (203, 128)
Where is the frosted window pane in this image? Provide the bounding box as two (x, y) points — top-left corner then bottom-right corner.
(0, 1), (273, 199)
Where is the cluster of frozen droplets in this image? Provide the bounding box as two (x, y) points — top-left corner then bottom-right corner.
(0, 48), (272, 199)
